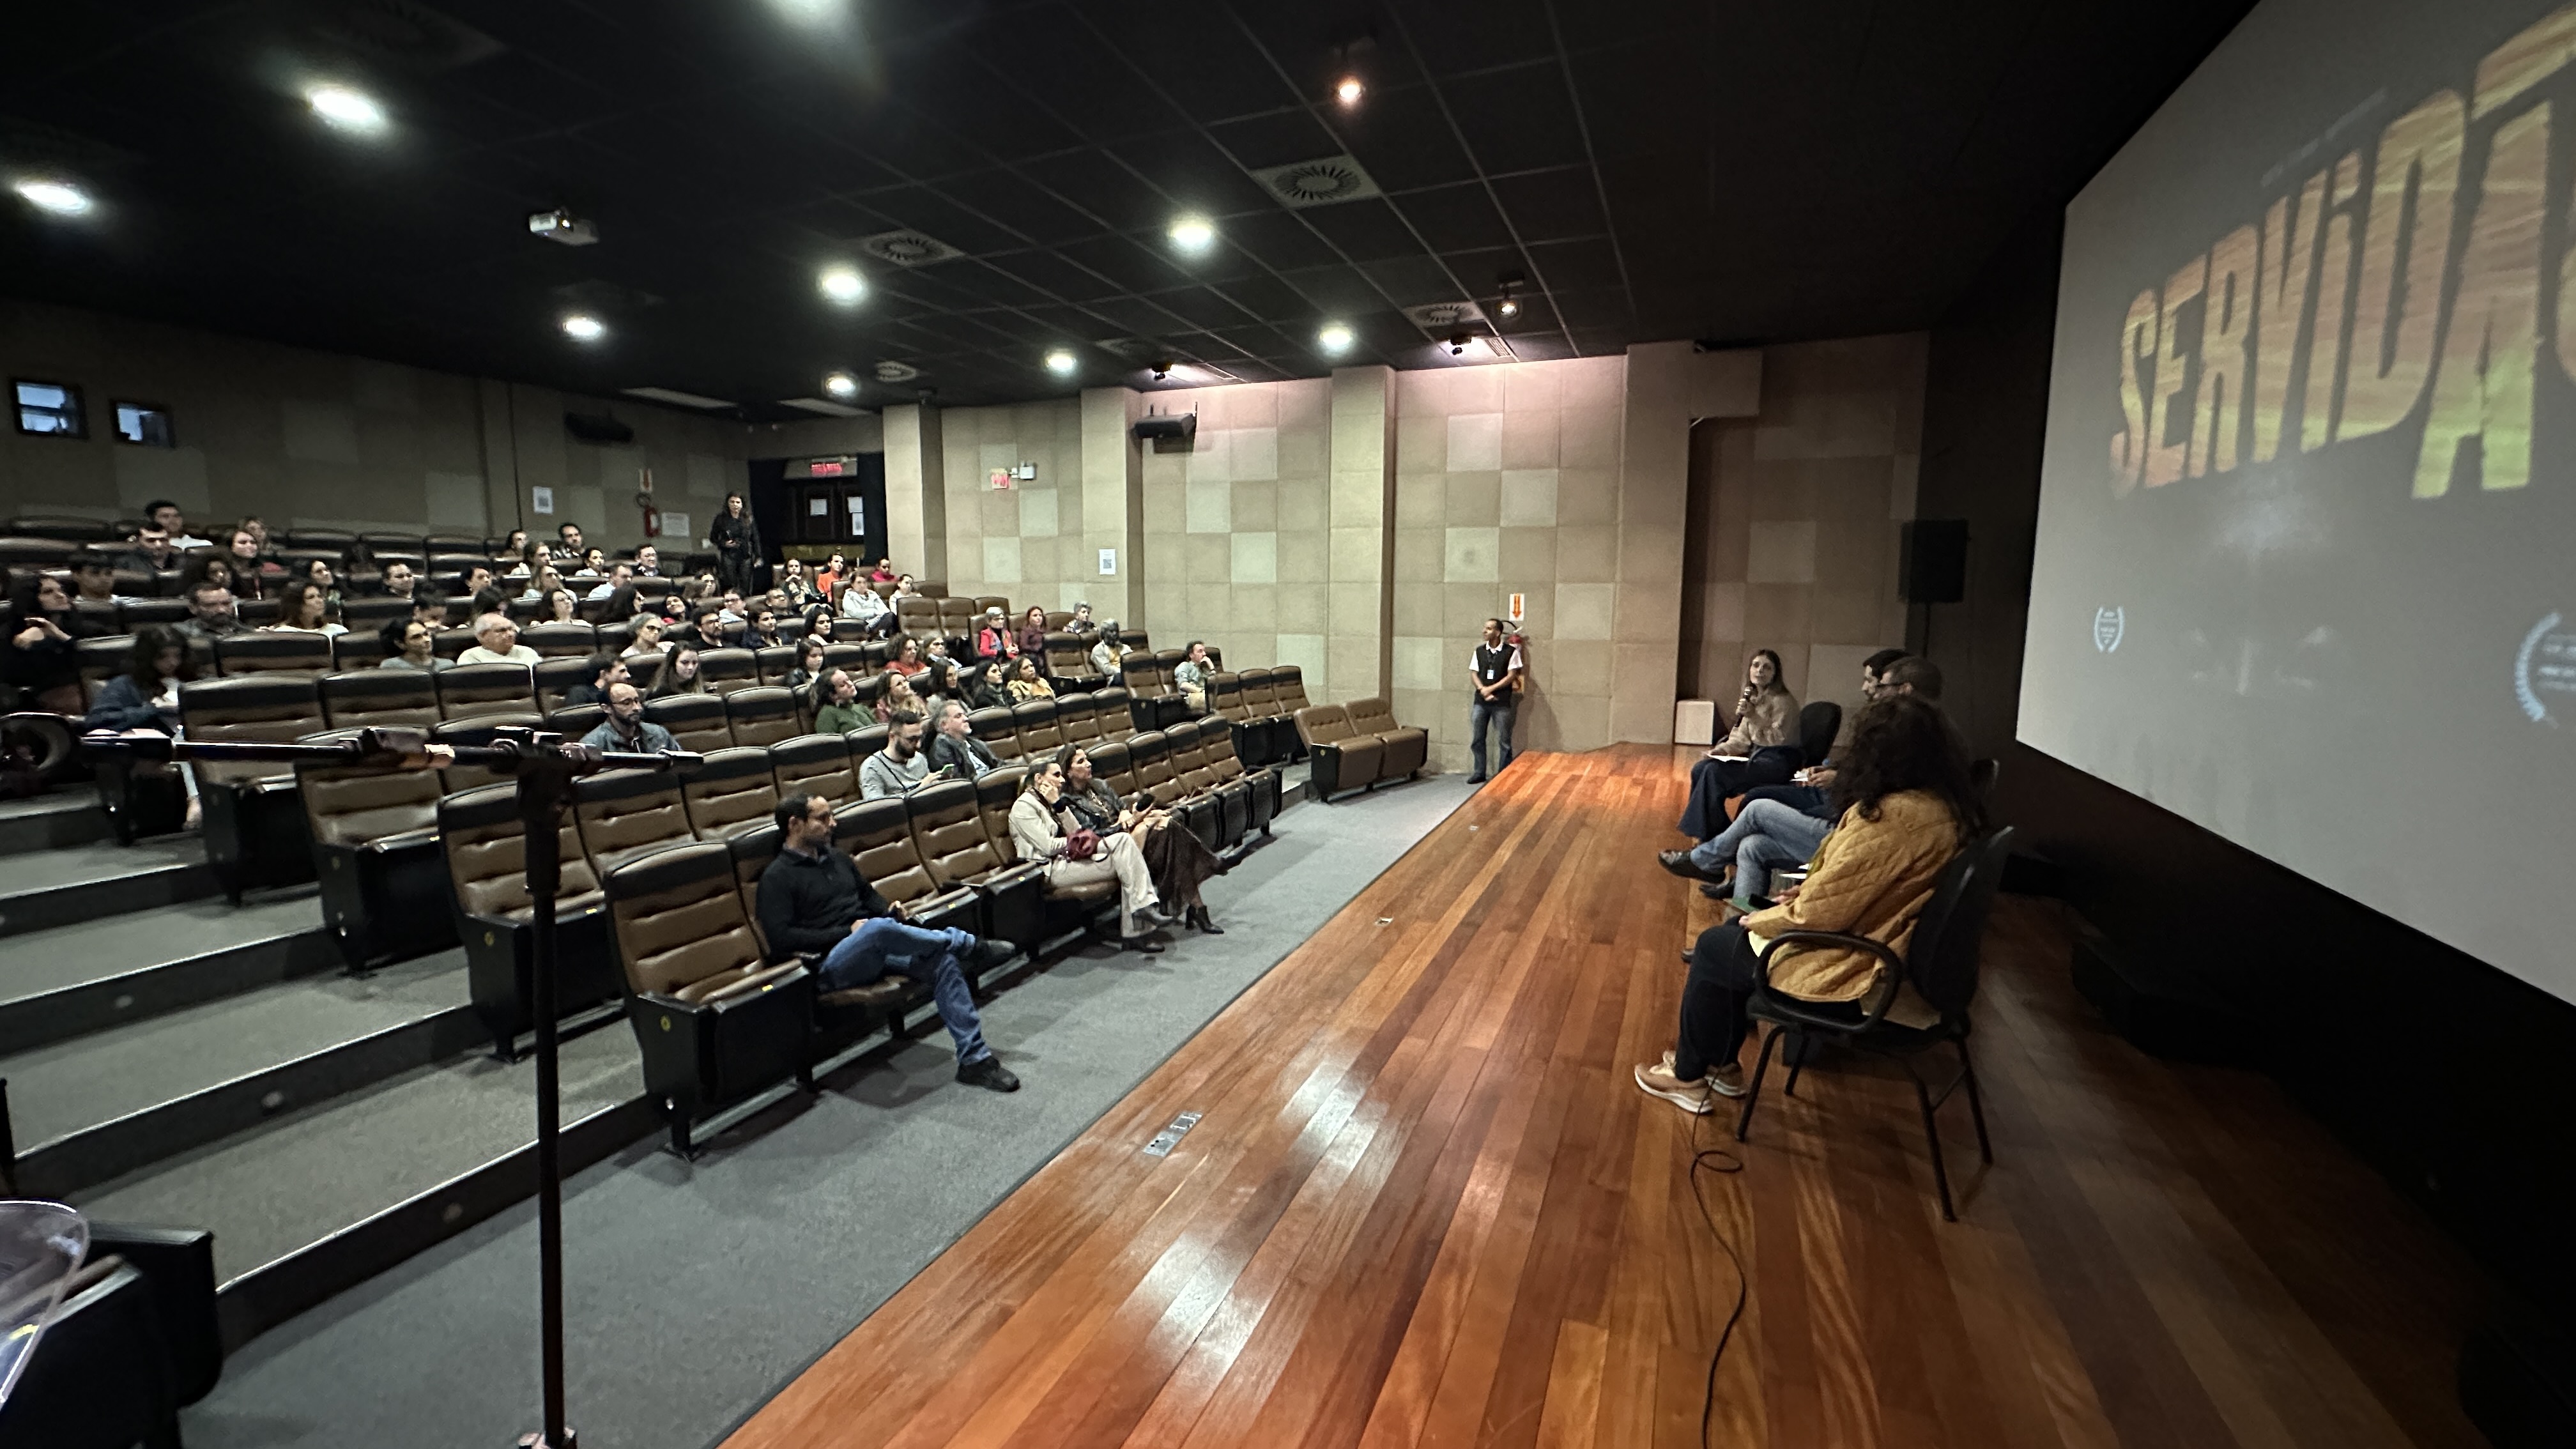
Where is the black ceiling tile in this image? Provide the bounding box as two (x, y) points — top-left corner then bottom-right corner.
(1393, 0), (1559, 79)
(976, 247), (1119, 303)
(1522, 236), (1623, 295)
(1358, 253), (1466, 308)
(1016, 148), (1174, 234)
(1291, 199), (1423, 263)
(1075, 8), (1303, 126)
(1546, 286), (1634, 332)
(1146, 284), (1259, 332)
(1218, 210), (1348, 273)
(1276, 264), (1395, 317)
(1107, 128), (1275, 217)
(1203, 271), (1314, 324)
(1054, 233), (1196, 296)
(935, 167), (1107, 249)
(1436, 65), (1586, 173)
(1390, 181), (1515, 254)
(1328, 85), (1476, 192)
(841, 185), (1027, 254)
(1204, 109), (1347, 172)
(1486, 167), (1604, 243)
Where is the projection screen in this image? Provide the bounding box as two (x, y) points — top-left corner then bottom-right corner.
(2024, 0), (2576, 998)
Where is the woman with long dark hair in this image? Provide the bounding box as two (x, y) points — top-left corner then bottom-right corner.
(1055, 743), (1223, 933)
(82, 624), (203, 825)
(710, 492), (761, 595)
(1637, 694), (1982, 1112)
(268, 579), (344, 636)
(649, 644), (706, 697)
(1676, 647), (1802, 839)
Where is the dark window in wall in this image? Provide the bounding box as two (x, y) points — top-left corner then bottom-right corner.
(13, 379), (86, 437)
(113, 401), (175, 447)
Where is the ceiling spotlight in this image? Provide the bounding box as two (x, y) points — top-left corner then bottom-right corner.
(1335, 75), (1365, 107)
(823, 372), (858, 398)
(13, 178), (93, 216)
(818, 266), (866, 304)
(1494, 296), (1521, 319)
(560, 314), (605, 342)
(1494, 271), (1525, 320)
(1150, 358), (1174, 381)
(306, 84), (387, 134)
(528, 209), (599, 247)
(1317, 322), (1354, 355)
(1167, 216), (1215, 254)
(1045, 349), (1078, 376)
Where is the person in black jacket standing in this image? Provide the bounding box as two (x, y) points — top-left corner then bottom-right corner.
(710, 492), (762, 597)
(755, 792), (1022, 1092)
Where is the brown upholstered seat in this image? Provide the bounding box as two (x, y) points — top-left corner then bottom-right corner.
(214, 631), (333, 677)
(1091, 685), (1136, 740)
(319, 669), (440, 730)
(968, 705), (1022, 762)
(769, 733), (861, 810)
(296, 727), (453, 967)
(680, 746), (779, 841)
(724, 686), (802, 749)
(1011, 698), (1063, 757)
(573, 767), (694, 873)
(1296, 704), (1384, 801)
(829, 797), (985, 930)
(696, 647), (760, 695)
(436, 662), (538, 721)
(1348, 696), (1429, 779)
(518, 623), (597, 659)
(644, 693), (732, 754)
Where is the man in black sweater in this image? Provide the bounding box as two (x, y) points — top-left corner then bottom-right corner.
(755, 793), (1022, 1092)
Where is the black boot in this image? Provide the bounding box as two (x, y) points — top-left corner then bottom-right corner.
(1189, 904), (1225, 934)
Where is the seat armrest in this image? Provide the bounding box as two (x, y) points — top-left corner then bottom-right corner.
(900, 885), (983, 919)
(1753, 929), (1907, 1028)
(357, 826), (441, 854)
(970, 861), (1047, 893)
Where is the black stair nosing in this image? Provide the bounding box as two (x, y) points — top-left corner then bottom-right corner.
(12, 1004), (489, 1198)
(213, 1091), (663, 1351)
(0, 926), (341, 1057)
(0, 859), (222, 940)
(0, 796), (111, 855)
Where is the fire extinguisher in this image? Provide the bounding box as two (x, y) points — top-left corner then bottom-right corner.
(635, 491), (661, 537)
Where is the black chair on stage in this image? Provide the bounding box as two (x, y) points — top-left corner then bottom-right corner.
(1732, 826), (2015, 1221)
(1796, 700), (1842, 767)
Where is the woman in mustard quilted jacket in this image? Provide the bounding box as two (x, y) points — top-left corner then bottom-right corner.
(1636, 694), (1982, 1113)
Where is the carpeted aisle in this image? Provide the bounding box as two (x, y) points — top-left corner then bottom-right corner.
(182, 772), (1478, 1449)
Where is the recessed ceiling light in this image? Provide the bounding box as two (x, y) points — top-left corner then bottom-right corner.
(306, 84), (387, 134)
(1335, 75), (1365, 106)
(1494, 297), (1521, 319)
(1167, 216), (1215, 253)
(818, 266), (866, 304)
(13, 179), (93, 217)
(560, 314), (605, 341)
(1045, 349), (1078, 376)
(1317, 323), (1354, 355)
(823, 372), (858, 398)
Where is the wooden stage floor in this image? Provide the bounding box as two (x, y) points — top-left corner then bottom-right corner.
(725, 746), (2490, 1449)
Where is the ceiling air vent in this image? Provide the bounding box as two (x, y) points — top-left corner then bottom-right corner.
(1249, 155), (1382, 208)
(873, 360), (921, 383)
(857, 229), (963, 266)
(299, 0), (504, 72)
(1403, 301), (1489, 335)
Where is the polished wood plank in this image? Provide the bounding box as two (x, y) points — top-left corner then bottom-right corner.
(726, 747), (2490, 1449)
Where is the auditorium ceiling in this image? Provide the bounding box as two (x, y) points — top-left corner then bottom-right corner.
(0, 0), (2256, 415)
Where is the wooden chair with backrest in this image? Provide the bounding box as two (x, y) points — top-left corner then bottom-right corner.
(1731, 826), (2016, 1221)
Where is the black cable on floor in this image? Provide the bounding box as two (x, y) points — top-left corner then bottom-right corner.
(1686, 1092), (1751, 1449)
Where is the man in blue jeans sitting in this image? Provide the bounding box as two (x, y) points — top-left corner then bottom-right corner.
(755, 792), (1023, 1092)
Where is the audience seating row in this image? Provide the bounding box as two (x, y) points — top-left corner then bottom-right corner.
(1293, 698), (1430, 801)
(1204, 666), (1311, 765)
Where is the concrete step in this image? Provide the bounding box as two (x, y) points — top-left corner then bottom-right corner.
(1, 951), (484, 1195)
(0, 835), (220, 939)
(0, 790), (112, 856)
(0, 894), (334, 1055)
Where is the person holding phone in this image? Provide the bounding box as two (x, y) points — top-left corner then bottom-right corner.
(859, 708), (951, 799)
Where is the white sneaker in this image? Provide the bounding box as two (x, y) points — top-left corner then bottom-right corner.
(1634, 1061), (1715, 1115)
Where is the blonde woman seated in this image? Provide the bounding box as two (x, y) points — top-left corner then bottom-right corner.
(1636, 694), (1982, 1112)
(1008, 755), (1173, 951)
(1678, 648), (1800, 839)
(1006, 656), (1055, 702)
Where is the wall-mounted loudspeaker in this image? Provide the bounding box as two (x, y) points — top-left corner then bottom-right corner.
(564, 411), (634, 445)
(1898, 519), (1968, 604)
(1131, 411), (1197, 452)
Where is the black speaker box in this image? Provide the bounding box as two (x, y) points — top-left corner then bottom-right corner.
(1899, 519), (1969, 604)
(2069, 934), (2264, 1064)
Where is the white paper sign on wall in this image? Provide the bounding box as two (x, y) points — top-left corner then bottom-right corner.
(531, 486), (555, 516)
(661, 511), (691, 539)
(1098, 548), (1117, 576)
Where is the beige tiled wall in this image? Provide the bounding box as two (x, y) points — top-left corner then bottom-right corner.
(932, 399), (1084, 611)
(1682, 334), (1924, 736)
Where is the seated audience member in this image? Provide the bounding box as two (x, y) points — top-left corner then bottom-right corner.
(302, 558), (344, 614)
(965, 659), (1013, 712)
(1089, 623), (1128, 678)
(378, 618), (450, 671)
(1636, 694), (1983, 1112)
(1015, 606), (1049, 661)
(840, 576), (891, 632)
(887, 635), (928, 678)
(1066, 601), (1098, 635)
(917, 657), (963, 719)
(469, 583), (513, 622)
(717, 590), (748, 626)
(563, 652), (627, 706)
(778, 558), (820, 608)
(814, 552), (847, 597)
(4, 575), (101, 712)
(575, 547), (608, 578)
(1468, 617), (1526, 785)
(223, 528), (275, 599)
(119, 526), (181, 576)
(622, 617), (666, 659)
(84, 625), (192, 738)
(1008, 756), (1170, 950)
(756, 792), (1020, 1091)
(72, 553), (123, 605)
(502, 528), (530, 557)
(552, 522), (586, 565)
(1007, 656), (1055, 702)
(581, 682), (677, 753)
(374, 560), (417, 599)
(176, 581), (245, 641)
(144, 499), (212, 549)
(1676, 648), (1800, 840)
(586, 562), (634, 601)
(648, 645), (706, 696)
(801, 610), (835, 644)
(632, 544), (662, 578)
(975, 607), (1017, 662)
(887, 572), (921, 605)
(739, 607), (785, 650)
(409, 585), (449, 630)
(1174, 640), (1215, 712)
(859, 708), (942, 798)
(926, 700), (1000, 780)
(870, 557), (900, 584)
(811, 669), (869, 734)
(457, 611), (538, 665)
(673, 603), (724, 650)
(782, 637), (827, 693)
(875, 669), (925, 724)
(518, 563), (567, 604)
(457, 563), (496, 599)
(270, 580), (346, 636)
(539, 588), (581, 624)
(504, 542), (543, 581)
(1057, 743), (1222, 933)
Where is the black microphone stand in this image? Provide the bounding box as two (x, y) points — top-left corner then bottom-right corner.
(81, 724), (699, 1449)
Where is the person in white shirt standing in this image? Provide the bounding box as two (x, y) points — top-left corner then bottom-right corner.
(1466, 617), (1525, 785)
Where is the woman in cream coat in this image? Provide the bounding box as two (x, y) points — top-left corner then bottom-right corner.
(1008, 756), (1172, 951)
